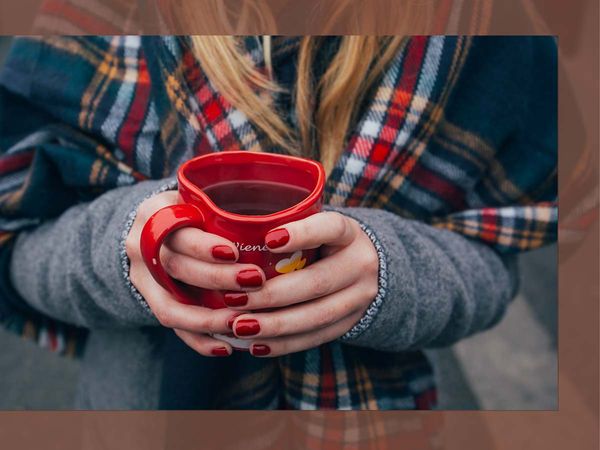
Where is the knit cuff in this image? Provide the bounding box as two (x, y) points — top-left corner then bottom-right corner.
(339, 219), (388, 341)
(119, 178), (178, 314)
(321, 206), (389, 342)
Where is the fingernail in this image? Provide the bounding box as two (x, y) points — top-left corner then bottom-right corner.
(251, 344), (271, 356)
(211, 346), (230, 357)
(212, 245), (236, 261)
(224, 292), (248, 307)
(236, 269), (263, 288)
(226, 314), (242, 329)
(265, 228), (290, 249)
(235, 318), (260, 336)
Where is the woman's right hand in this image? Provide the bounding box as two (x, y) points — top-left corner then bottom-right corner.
(125, 191), (265, 357)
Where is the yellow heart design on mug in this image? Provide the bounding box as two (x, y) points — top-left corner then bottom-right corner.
(275, 250), (307, 274)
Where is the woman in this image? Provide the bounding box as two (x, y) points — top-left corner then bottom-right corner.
(0, 36), (556, 409)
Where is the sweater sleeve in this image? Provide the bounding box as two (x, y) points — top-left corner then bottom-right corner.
(332, 206), (519, 352)
(8, 178), (176, 329)
(330, 37), (555, 351)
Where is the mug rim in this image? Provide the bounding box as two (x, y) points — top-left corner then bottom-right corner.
(178, 151), (325, 224)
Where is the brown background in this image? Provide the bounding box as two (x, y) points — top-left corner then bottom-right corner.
(0, 0), (598, 449)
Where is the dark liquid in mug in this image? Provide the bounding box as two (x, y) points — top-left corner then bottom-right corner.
(203, 180), (311, 215)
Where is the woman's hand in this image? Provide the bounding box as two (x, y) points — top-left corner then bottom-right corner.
(125, 191), (266, 357)
(226, 211), (379, 357)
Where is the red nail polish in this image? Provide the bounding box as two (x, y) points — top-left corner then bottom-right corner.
(212, 245), (236, 261)
(251, 344), (271, 356)
(235, 319), (260, 336)
(226, 314), (242, 329)
(265, 228), (290, 249)
(211, 347), (230, 357)
(236, 269), (263, 287)
(224, 292), (248, 307)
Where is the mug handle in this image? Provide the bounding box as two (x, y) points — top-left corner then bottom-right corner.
(140, 203), (205, 305)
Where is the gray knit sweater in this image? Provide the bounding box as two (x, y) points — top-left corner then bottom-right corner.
(9, 178), (517, 409)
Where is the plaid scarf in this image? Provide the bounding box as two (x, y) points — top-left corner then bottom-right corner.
(0, 36), (557, 409)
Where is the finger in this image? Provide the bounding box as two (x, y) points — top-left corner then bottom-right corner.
(135, 190), (180, 223)
(247, 310), (365, 358)
(126, 191), (180, 263)
(264, 211), (356, 253)
(224, 243), (366, 310)
(165, 228), (239, 263)
(174, 329), (232, 357)
(160, 247), (265, 291)
(131, 266), (238, 334)
(230, 283), (370, 339)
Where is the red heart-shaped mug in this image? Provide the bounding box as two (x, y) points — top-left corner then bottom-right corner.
(140, 151), (325, 349)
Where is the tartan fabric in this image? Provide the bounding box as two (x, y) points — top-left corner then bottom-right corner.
(0, 36), (557, 409)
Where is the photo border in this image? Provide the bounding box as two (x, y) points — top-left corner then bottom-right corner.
(0, 1), (597, 448)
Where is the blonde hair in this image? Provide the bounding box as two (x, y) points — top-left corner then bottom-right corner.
(190, 36), (404, 173)
(172, 2), (430, 173)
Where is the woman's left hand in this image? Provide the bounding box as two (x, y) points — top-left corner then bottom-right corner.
(227, 211), (379, 357)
